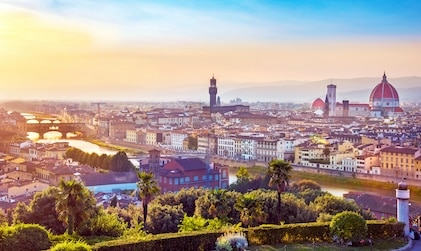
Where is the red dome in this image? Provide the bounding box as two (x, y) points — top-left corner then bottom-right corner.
(311, 98), (325, 109)
(369, 73), (399, 102)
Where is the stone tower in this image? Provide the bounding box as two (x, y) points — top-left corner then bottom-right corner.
(148, 149), (161, 179)
(209, 75), (218, 109)
(396, 179), (410, 236)
(325, 84), (336, 117)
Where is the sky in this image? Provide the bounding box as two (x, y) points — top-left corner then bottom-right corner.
(0, 0), (420, 102)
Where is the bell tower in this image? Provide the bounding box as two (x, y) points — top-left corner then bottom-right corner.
(209, 75), (217, 109)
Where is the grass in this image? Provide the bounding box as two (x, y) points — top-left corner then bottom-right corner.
(249, 238), (408, 251)
(83, 137), (144, 155)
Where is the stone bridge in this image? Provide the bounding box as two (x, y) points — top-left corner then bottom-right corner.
(26, 122), (87, 139)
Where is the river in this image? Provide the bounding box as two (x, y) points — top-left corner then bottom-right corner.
(33, 137), (350, 196)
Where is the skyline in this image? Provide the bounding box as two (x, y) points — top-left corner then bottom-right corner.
(1, 0), (421, 102)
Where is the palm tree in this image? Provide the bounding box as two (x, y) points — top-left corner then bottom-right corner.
(136, 171), (160, 229)
(267, 159), (292, 223)
(56, 180), (95, 234)
(234, 193), (267, 227)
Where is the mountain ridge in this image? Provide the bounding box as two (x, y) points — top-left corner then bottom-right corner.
(219, 76), (421, 103)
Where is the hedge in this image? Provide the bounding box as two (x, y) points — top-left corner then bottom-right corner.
(0, 224), (51, 251)
(93, 221), (404, 251)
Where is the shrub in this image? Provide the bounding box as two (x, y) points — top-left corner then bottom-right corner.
(78, 212), (127, 237)
(330, 211), (367, 242)
(215, 232), (248, 251)
(50, 240), (92, 251)
(0, 223), (51, 251)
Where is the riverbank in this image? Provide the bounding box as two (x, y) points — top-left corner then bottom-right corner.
(229, 165), (421, 203)
(83, 137), (146, 155)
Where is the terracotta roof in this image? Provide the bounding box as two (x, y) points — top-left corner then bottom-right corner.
(80, 171), (138, 186)
(380, 146), (418, 155)
(369, 73), (399, 102)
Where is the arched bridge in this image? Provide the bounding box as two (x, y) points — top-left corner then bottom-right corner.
(26, 122), (87, 139)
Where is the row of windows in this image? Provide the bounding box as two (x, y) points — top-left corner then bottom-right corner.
(161, 174), (225, 185)
(382, 157), (413, 164)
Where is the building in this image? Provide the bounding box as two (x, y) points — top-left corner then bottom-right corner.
(369, 73), (404, 117)
(379, 146), (420, 179)
(158, 158), (229, 193)
(324, 84), (336, 117)
(202, 76), (250, 117)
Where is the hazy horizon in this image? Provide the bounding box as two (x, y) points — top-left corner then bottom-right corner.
(1, 0), (420, 102)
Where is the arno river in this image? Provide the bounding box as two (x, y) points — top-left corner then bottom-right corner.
(33, 133), (349, 197)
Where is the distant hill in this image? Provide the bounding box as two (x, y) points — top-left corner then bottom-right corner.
(220, 76), (421, 103)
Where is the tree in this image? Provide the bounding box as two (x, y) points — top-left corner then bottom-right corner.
(290, 179), (321, 192)
(147, 203), (184, 234)
(15, 187), (66, 234)
(110, 151), (134, 172)
(194, 189), (240, 223)
(267, 159), (292, 223)
(323, 146), (331, 160)
(330, 211), (367, 243)
(187, 135), (198, 150)
(56, 180), (96, 235)
(234, 192), (267, 227)
(236, 166), (251, 182)
(136, 171), (160, 230)
(310, 193), (359, 216)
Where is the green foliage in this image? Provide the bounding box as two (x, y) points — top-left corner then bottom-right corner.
(236, 166), (251, 182)
(267, 159), (293, 223)
(91, 221), (404, 251)
(228, 174), (268, 193)
(147, 203), (184, 234)
(280, 193), (317, 224)
(65, 148), (134, 171)
(366, 220), (404, 238)
(56, 180), (97, 235)
(290, 179), (321, 192)
(316, 213), (333, 223)
(12, 201), (30, 224)
(110, 151), (134, 172)
(50, 240), (92, 251)
(13, 187), (66, 234)
(310, 193), (359, 215)
(0, 223), (51, 251)
(234, 191), (268, 227)
(153, 187), (207, 216)
(178, 215), (228, 232)
(187, 135), (198, 150)
(194, 189), (240, 223)
(137, 171), (160, 230)
(78, 210), (127, 237)
(329, 211), (367, 242)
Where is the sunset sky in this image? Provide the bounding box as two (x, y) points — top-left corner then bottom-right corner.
(0, 0), (420, 102)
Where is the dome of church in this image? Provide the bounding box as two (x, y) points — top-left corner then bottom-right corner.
(311, 98), (325, 109)
(369, 73), (399, 106)
(369, 73), (403, 117)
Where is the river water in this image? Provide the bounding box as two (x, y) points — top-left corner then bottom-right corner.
(32, 134), (351, 196)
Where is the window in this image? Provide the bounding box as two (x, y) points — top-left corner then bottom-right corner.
(180, 177), (184, 184)
(175, 178), (179, 185)
(215, 174), (219, 180)
(194, 176), (199, 181)
(185, 177), (190, 183)
(222, 170), (227, 178)
(202, 175), (207, 181)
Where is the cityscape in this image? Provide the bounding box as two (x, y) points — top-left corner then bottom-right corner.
(1, 1), (421, 250)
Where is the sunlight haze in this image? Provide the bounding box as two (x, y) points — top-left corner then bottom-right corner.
(0, 0), (420, 102)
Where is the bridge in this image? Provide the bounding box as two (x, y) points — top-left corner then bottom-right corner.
(26, 122), (87, 139)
